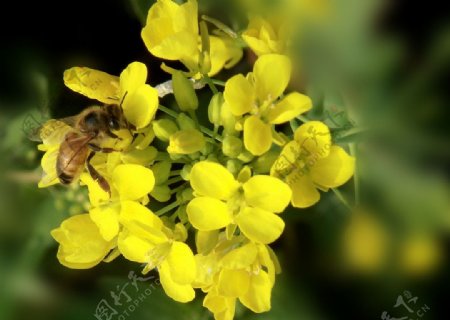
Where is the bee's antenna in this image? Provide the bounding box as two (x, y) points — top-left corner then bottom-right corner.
(119, 91), (134, 138)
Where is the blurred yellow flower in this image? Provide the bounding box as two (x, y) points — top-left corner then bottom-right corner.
(399, 234), (442, 277)
(242, 16), (289, 56)
(342, 210), (389, 274)
(51, 214), (114, 269)
(224, 54), (312, 155)
(271, 121), (355, 208)
(187, 161), (291, 244)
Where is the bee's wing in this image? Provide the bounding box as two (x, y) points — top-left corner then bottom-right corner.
(29, 119), (74, 144)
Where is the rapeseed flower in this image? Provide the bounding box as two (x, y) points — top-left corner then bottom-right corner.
(271, 121), (355, 208)
(224, 54), (312, 155)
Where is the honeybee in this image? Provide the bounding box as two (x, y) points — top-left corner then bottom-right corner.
(37, 104), (132, 193)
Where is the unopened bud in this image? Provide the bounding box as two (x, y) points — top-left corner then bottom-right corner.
(172, 71), (198, 111)
(167, 129), (205, 154)
(222, 136), (243, 158)
(153, 119), (178, 142)
(208, 93), (223, 125)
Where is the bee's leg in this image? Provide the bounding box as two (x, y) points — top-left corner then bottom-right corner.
(105, 130), (121, 140)
(86, 152), (111, 195)
(88, 143), (121, 153)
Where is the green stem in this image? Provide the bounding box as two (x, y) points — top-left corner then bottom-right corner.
(170, 170), (182, 177)
(203, 74), (219, 94)
(167, 176), (184, 185)
(296, 115), (310, 123)
(211, 79), (226, 87)
(170, 183), (187, 195)
(349, 143), (360, 206)
(155, 201), (181, 216)
(331, 188), (352, 210)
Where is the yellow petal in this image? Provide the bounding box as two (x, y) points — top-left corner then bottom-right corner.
(195, 230), (219, 255)
(51, 214), (112, 269)
(253, 54), (290, 102)
(294, 121), (331, 159)
(209, 36), (243, 76)
(187, 197), (231, 231)
(204, 290), (236, 317)
(220, 243), (258, 269)
(89, 202), (121, 241)
(244, 115), (272, 156)
(266, 92), (312, 124)
(236, 207), (285, 244)
(119, 201), (166, 244)
(112, 164), (155, 201)
(119, 61), (147, 98)
(190, 161), (239, 200)
(288, 174), (320, 208)
(270, 140), (300, 179)
(63, 67), (119, 104)
(122, 84), (158, 129)
(166, 241), (197, 285)
(223, 74), (255, 116)
(310, 146), (355, 188)
(38, 146), (60, 188)
(158, 261), (195, 303)
(118, 230), (154, 263)
(218, 269), (250, 297)
(80, 172), (110, 207)
(243, 175), (292, 213)
(239, 271), (272, 313)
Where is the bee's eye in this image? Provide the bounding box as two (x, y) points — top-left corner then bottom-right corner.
(109, 118), (120, 130)
(84, 113), (99, 129)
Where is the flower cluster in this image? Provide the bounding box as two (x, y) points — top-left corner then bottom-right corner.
(37, 1), (355, 319)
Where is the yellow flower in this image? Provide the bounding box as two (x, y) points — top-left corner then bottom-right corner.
(64, 61), (158, 129)
(118, 201), (197, 303)
(271, 121), (355, 208)
(242, 16), (289, 56)
(187, 161), (291, 244)
(141, 0), (242, 76)
(81, 164), (155, 241)
(195, 239), (280, 319)
(51, 214), (114, 269)
(224, 54), (312, 155)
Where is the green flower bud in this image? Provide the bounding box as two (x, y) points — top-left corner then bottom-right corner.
(208, 93), (223, 125)
(237, 150), (254, 163)
(150, 185), (171, 202)
(221, 102), (237, 134)
(121, 146), (158, 166)
(222, 135), (243, 158)
(237, 165), (252, 183)
(152, 161), (172, 184)
(180, 164), (192, 181)
(168, 129), (205, 154)
(177, 113), (196, 130)
(252, 149), (279, 174)
(172, 71), (198, 111)
(226, 159), (242, 175)
(152, 119), (178, 142)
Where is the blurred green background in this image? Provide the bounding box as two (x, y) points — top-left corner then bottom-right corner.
(0, 0), (448, 319)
